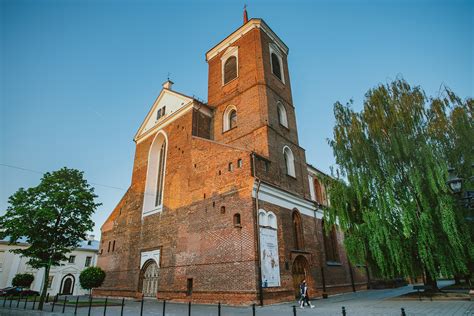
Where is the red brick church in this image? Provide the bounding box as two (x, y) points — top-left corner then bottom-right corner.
(96, 13), (368, 304)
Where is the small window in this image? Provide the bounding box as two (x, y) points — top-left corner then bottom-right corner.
(87, 240), (92, 246)
(85, 256), (92, 267)
(237, 159), (242, 168)
(228, 162), (233, 171)
(68, 255), (76, 264)
(107, 241), (111, 252)
(229, 110), (237, 129)
(112, 240), (116, 252)
(223, 56), (237, 84)
(271, 53), (282, 81)
(233, 213), (241, 227)
(263, 161), (269, 172)
(186, 278), (193, 296)
(157, 106), (166, 120)
(220, 206), (226, 214)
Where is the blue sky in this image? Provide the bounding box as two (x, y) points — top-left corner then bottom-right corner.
(1, 0), (472, 238)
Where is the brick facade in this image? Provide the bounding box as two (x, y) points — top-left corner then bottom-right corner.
(95, 18), (368, 305)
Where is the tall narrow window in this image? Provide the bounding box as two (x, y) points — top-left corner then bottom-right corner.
(283, 146), (296, 177)
(277, 102), (288, 128)
(323, 221), (340, 263)
(186, 278), (193, 296)
(155, 140), (167, 207)
(292, 210), (304, 250)
(314, 178), (323, 204)
(143, 131), (168, 216)
(223, 56), (237, 84)
(229, 110), (237, 129)
(271, 53), (282, 81)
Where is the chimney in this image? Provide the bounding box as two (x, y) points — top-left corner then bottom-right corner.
(162, 80), (174, 90)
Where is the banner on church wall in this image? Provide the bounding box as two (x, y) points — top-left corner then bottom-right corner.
(260, 227), (281, 287)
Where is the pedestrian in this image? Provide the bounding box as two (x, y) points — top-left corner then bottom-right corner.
(299, 280), (315, 309)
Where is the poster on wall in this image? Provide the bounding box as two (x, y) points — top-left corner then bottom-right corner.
(260, 227), (281, 287)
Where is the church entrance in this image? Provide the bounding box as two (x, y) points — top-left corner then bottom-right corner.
(292, 255), (309, 298)
(141, 260), (159, 297)
(60, 274), (75, 295)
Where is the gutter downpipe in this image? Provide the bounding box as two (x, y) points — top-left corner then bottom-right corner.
(252, 152), (264, 306)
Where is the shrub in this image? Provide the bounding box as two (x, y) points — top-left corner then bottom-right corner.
(79, 267), (105, 295)
(12, 273), (34, 288)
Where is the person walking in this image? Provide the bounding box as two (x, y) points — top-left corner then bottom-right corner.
(299, 280), (315, 309)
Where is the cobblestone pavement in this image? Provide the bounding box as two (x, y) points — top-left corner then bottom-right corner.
(1, 281), (472, 316)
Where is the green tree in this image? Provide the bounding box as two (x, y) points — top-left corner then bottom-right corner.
(328, 79), (473, 289)
(0, 168), (100, 309)
(79, 267), (106, 296)
(12, 273), (34, 288)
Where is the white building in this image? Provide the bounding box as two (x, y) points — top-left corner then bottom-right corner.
(0, 237), (99, 296)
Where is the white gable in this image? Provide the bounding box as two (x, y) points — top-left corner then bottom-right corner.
(135, 89), (193, 141)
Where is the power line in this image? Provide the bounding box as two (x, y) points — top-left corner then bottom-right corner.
(0, 163), (127, 191)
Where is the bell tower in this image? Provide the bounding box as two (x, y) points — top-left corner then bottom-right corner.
(205, 16), (310, 198)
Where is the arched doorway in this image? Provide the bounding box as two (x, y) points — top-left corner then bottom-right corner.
(141, 260), (159, 297)
(292, 256), (309, 298)
(60, 274), (75, 295)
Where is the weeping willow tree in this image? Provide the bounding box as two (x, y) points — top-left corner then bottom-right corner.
(327, 79), (473, 288)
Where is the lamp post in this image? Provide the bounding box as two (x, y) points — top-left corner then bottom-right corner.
(446, 165), (474, 289)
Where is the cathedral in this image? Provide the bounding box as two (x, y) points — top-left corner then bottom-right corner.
(96, 13), (368, 304)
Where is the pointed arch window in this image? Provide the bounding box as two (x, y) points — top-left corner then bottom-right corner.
(283, 146), (296, 177)
(314, 178), (323, 205)
(155, 140), (166, 207)
(143, 132), (168, 217)
(277, 102), (288, 128)
(322, 220), (340, 263)
(292, 210), (304, 250)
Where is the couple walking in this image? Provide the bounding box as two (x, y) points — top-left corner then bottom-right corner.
(298, 279), (315, 309)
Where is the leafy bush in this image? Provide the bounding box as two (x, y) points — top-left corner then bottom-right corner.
(79, 267), (105, 294)
(12, 273), (34, 288)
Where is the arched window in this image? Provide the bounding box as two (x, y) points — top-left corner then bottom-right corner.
(223, 56), (237, 84)
(292, 210), (304, 250)
(314, 178), (323, 204)
(277, 102), (288, 128)
(267, 212), (277, 229)
(283, 146), (296, 177)
(259, 209), (278, 229)
(322, 220), (340, 263)
(143, 132), (168, 216)
(223, 105), (237, 132)
(271, 53), (282, 81)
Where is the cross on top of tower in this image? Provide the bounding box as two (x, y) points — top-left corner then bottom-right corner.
(243, 4), (249, 24)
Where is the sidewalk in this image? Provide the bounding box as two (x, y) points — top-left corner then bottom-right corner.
(0, 282), (472, 316)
